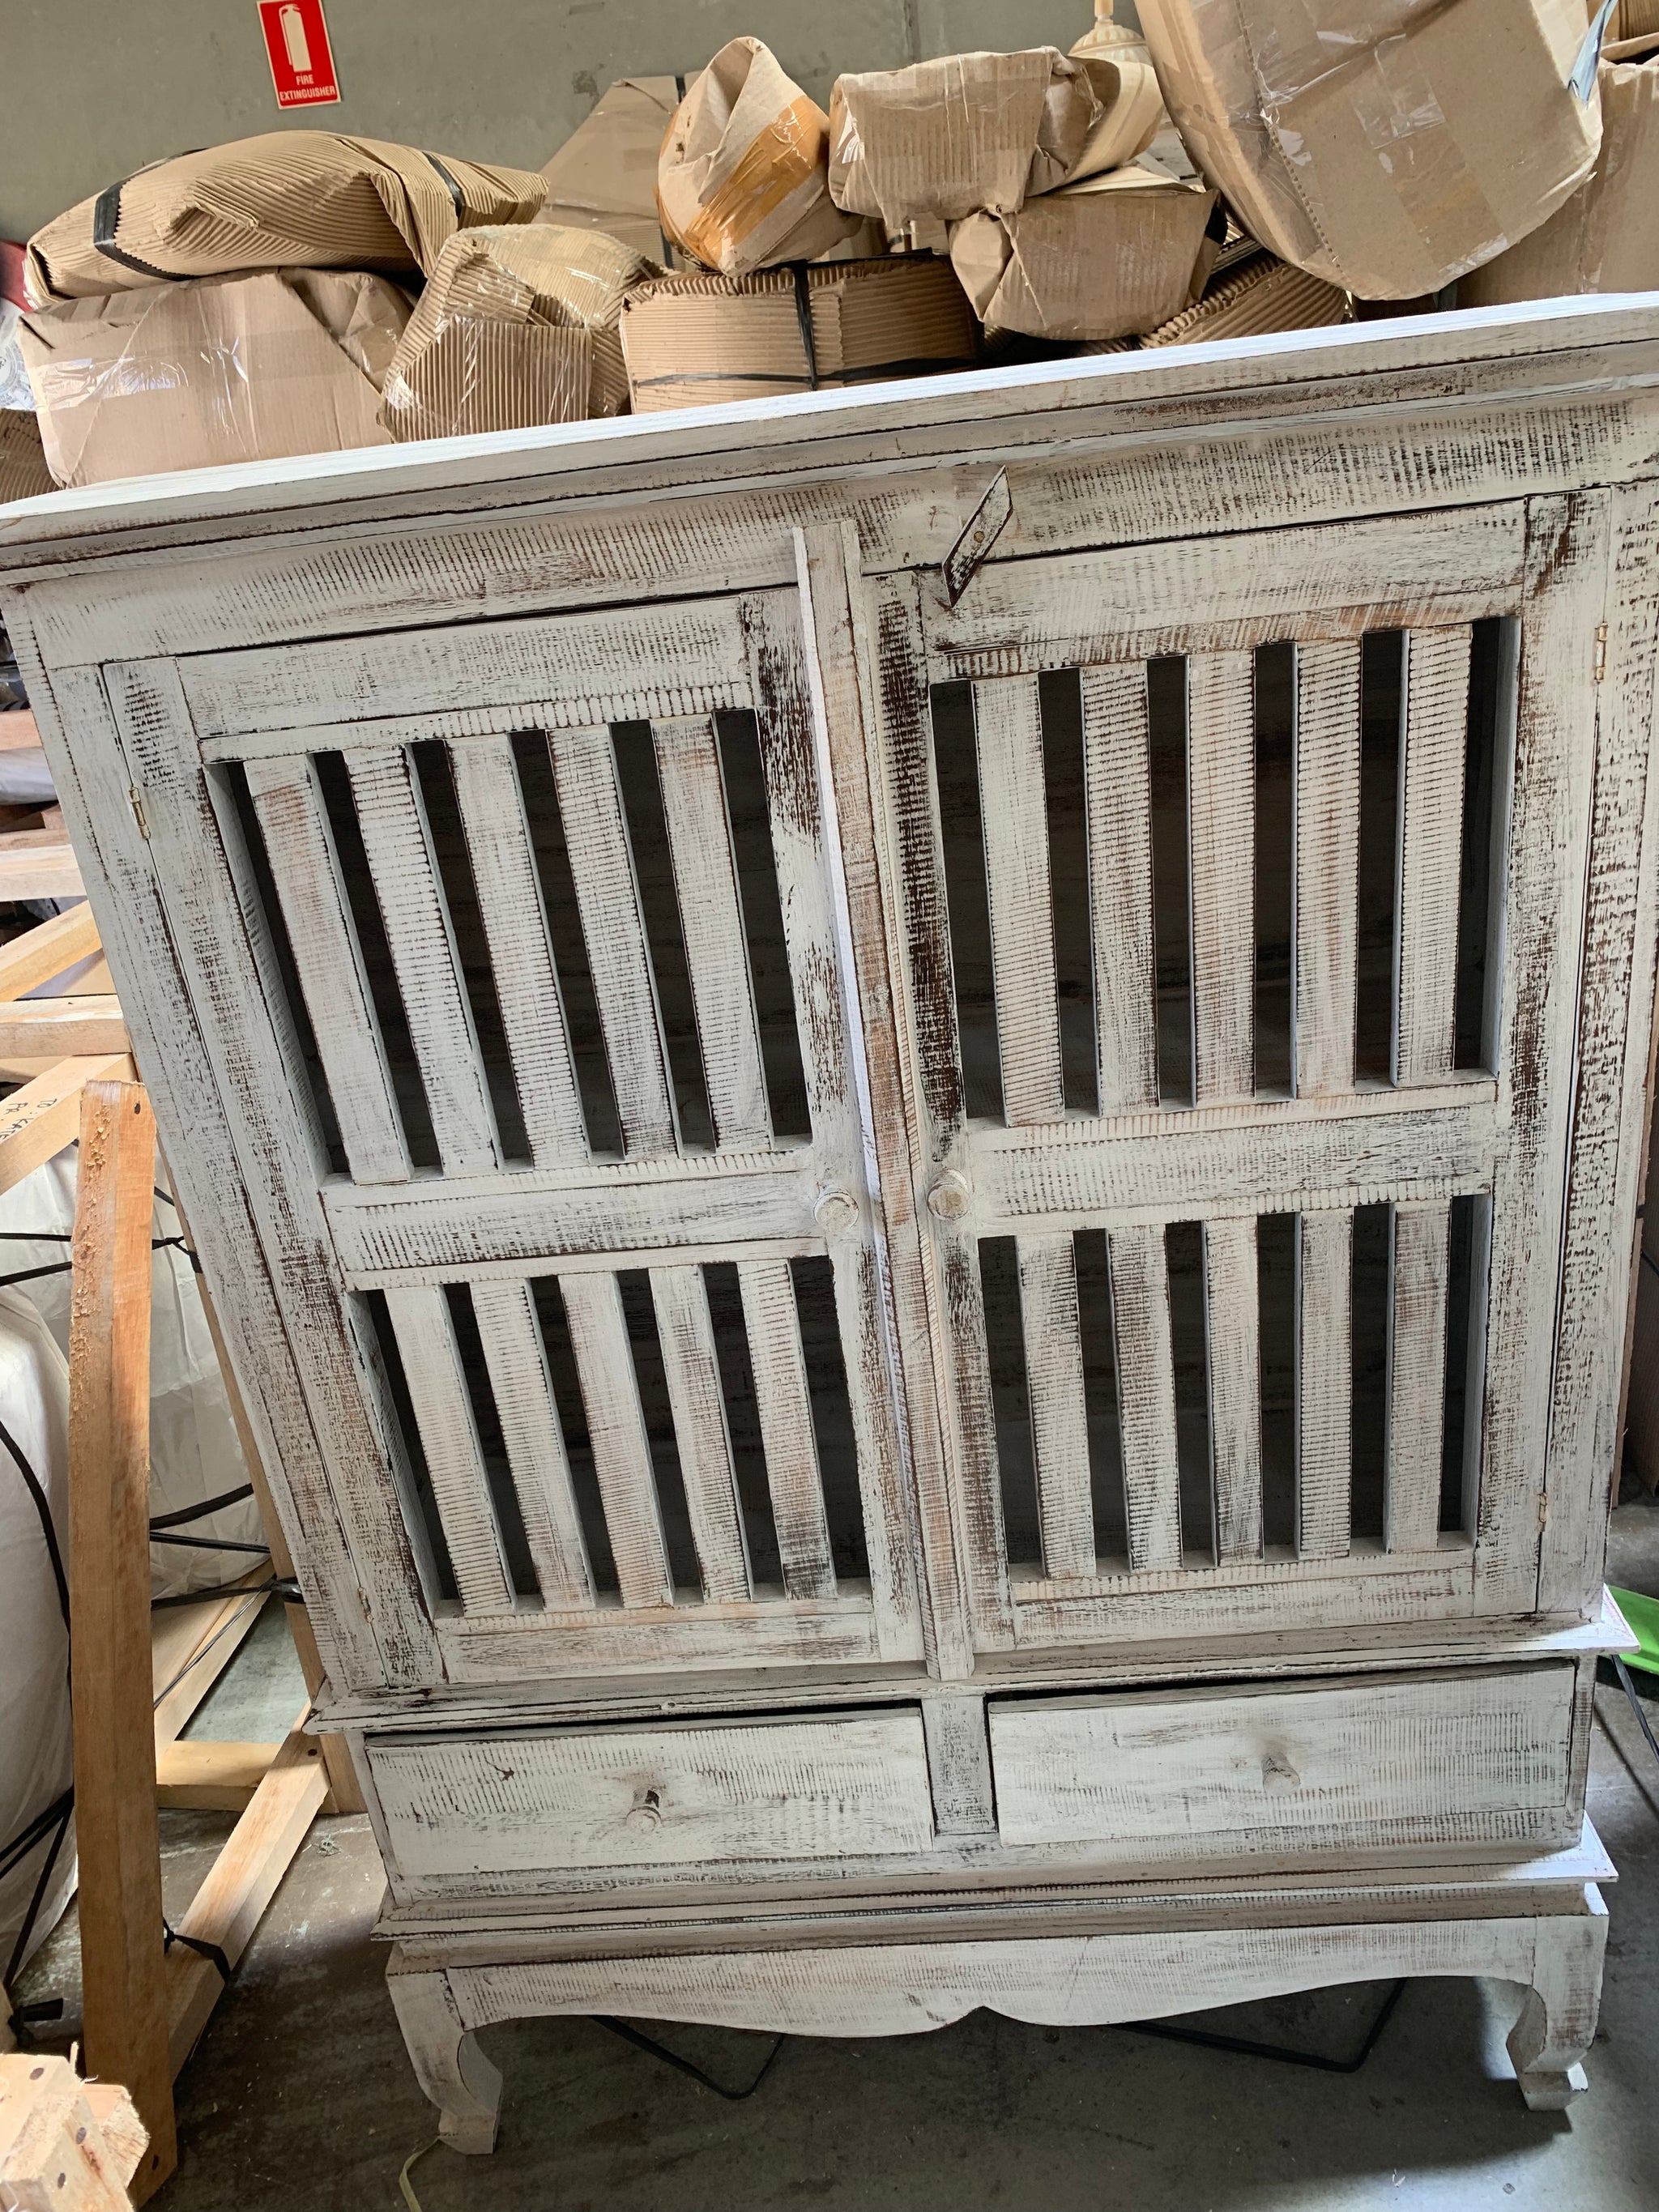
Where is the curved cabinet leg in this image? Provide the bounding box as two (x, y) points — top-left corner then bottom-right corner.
(387, 1957), (503, 2154)
(1506, 1890), (1608, 2112)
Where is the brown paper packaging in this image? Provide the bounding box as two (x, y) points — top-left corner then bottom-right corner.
(1141, 251), (1351, 348)
(538, 79), (686, 263)
(620, 254), (979, 413)
(27, 134), (546, 304)
(379, 224), (658, 441)
(657, 40), (864, 275)
(1136, 0), (1604, 300)
(21, 269), (410, 488)
(1461, 36), (1659, 304)
(0, 409), (53, 504)
(950, 167), (1217, 342)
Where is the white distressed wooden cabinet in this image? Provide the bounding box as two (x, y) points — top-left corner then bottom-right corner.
(4, 296), (1657, 2139)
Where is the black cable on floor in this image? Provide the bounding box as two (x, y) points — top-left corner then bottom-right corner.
(1120, 1978), (1405, 2073)
(592, 2016), (787, 2100)
(1612, 1656), (1659, 1771)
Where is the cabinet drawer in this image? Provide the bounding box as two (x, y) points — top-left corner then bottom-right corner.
(988, 1664), (1577, 1860)
(368, 1709), (935, 1882)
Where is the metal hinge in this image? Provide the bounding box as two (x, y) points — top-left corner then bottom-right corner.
(128, 785), (151, 839)
(1594, 622), (1609, 683)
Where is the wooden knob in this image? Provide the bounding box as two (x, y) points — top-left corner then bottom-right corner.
(814, 1187), (859, 1238)
(626, 1788), (663, 1831)
(928, 1170), (971, 1221)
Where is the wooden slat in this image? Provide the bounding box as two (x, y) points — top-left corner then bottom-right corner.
(447, 736), (588, 1168)
(1106, 1221), (1182, 1571)
(244, 756), (409, 1184)
(1297, 1208), (1353, 1560)
(69, 1081), (177, 2198)
(1396, 625), (1473, 1086)
(557, 1270), (675, 1609)
(653, 715), (772, 1151)
(0, 1052), (133, 1197)
(1018, 1233), (1096, 1580)
(155, 1738), (280, 1811)
(650, 1264), (752, 1603)
(346, 745), (498, 1175)
(975, 676), (1064, 1124)
(0, 837), (83, 901)
(1293, 638), (1363, 1097)
(1204, 1213), (1263, 1562)
(0, 901), (100, 999)
(0, 994), (126, 1055)
(546, 725), (678, 1157)
(1386, 1198), (1453, 1553)
(1081, 661), (1158, 1114)
(469, 1277), (594, 1612)
(0, 707), (41, 748)
(151, 1569), (271, 1752)
(1188, 650), (1256, 1104)
(737, 1257), (835, 1599)
(382, 1287), (514, 1614)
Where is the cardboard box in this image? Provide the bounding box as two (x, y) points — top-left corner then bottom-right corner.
(0, 409), (53, 504)
(657, 39), (864, 275)
(949, 167), (1217, 341)
(1141, 250), (1351, 348)
(829, 49), (1102, 229)
(1136, 0), (1604, 299)
(21, 269), (411, 488)
(380, 225), (658, 440)
(620, 254), (979, 412)
(537, 79), (685, 264)
(1461, 36), (1659, 304)
(27, 133), (546, 304)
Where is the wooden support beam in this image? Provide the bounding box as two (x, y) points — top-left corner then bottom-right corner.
(0, 2053), (147, 2210)
(151, 1571), (271, 1753)
(69, 1080), (177, 2204)
(0, 995), (128, 1055)
(0, 1055), (134, 1199)
(156, 1740), (281, 1812)
(0, 710), (41, 751)
(0, 842), (85, 900)
(0, 902), (101, 1000)
(165, 1711), (329, 2077)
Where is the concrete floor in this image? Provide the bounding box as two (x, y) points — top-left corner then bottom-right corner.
(17, 1493), (1659, 2211)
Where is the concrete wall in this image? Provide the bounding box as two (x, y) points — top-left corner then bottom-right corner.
(2, 0), (1130, 241)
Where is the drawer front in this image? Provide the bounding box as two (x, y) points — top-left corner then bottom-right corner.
(988, 1664), (1577, 1860)
(369, 1709), (935, 1881)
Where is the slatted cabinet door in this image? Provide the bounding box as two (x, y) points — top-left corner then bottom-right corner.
(862, 496), (1612, 1657)
(102, 589), (922, 1688)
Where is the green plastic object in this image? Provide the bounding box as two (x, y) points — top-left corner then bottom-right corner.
(1610, 1586), (1659, 1677)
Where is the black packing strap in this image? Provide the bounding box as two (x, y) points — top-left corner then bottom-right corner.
(151, 1574), (292, 1609)
(424, 152), (467, 223)
(3, 1791), (73, 2011)
(1613, 1655), (1659, 1771)
(151, 1481), (255, 1532)
(164, 1919), (231, 1984)
(791, 264), (819, 391)
(0, 1410), (68, 1633)
(91, 154), (197, 283)
(149, 1531), (270, 1553)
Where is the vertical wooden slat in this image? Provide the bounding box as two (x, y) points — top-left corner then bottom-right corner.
(1293, 638), (1363, 1097)
(1107, 1221), (1183, 1571)
(1386, 1198), (1452, 1554)
(1296, 1209), (1353, 1560)
(243, 755), (408, 1184)
(557, 1270), (675, 1609)
(975, 675), (1064, 1124)
(468, 1277), (594, 1611)
(737, 1257), (836, 1599)
(1188, 650), (1256, 1103)
(1203, 1213), (1263, 1561)
(1396, 624), (1473, 1085)
(545, 724), (678, 1157)
(652, 714), (773, 1152)
(382, 1286), (514, 1613)
(346, 745), (499, 1175)
(650, 1264), (753, 1603)
(447, 737), (588, 1169)
(70, 1081), (177, 2201)
(1081, 661), (1158, 1115)
(1018, 1233), (1096, 1579)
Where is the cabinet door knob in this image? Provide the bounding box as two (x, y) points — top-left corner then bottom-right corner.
(928, 1170), (971, 1221)
(625, 1787), (663, 1831)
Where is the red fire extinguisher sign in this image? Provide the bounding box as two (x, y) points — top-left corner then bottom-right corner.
(258, 0), (341, 109)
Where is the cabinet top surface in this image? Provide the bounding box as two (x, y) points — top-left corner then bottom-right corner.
(2, 293), (1657, 573)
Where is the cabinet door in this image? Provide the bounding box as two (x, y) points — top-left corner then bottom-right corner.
(101, 586), (922, 1689)
(859, 493), (1621, 1658)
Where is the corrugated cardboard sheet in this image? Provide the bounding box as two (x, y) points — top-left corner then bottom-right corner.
(21, 269), (411, 488)
(620, 254), (979, 411)
(0, 410), (52, 504)
(950, 167), (1216, 340)
(27, 134), (546, 303)
(1142, 250), (1351, 347)
(380, 225), (657, 440)
(1462, 36), (1659, 303)
(657, 40), (864, 274)
(538, 79), (685, 263)
(1137, 0), (1605, 298)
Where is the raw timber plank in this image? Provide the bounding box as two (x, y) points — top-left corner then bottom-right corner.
(0, 901), (101, 1000)
(0, 995), (127, 1055)
(0, 1053), (133, 1197)
(155, 1739), (280, 1811)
